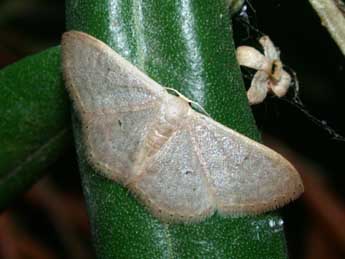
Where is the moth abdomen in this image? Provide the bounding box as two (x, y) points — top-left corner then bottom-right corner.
(140, 118), (181, 161)
(144, 128), (170, 157)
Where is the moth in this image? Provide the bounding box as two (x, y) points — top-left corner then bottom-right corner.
(62, 31), (303, 222)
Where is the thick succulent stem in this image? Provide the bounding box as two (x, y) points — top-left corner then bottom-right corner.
(66, 0), (288, 258)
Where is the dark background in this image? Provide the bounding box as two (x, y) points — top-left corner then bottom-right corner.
(0, 0), (344, 258)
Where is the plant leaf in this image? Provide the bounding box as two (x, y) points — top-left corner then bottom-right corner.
(0, 47), (71, 209)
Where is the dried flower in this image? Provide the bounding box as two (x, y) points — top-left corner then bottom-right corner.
(236, 36), (291, 105)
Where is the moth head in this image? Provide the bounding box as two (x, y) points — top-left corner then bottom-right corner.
(162, 94), (191, 125)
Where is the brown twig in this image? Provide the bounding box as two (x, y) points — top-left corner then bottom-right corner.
(0, 211), (58, 259)
(25, 177), (93, 259)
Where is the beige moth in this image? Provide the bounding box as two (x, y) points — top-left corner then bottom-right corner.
(62, 31), (304, 222)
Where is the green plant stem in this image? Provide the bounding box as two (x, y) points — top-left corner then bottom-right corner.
(66, 0), (288, 258)
(0, 47), (71, 209)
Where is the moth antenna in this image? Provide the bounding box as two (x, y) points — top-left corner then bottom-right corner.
(164, 87), (210, 117)
(189, 100), (211, 117)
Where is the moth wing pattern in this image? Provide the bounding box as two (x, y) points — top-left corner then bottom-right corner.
(190, 113), (304, 215)
(62, 31), (166, 183)
(128, 125), (215, 222)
